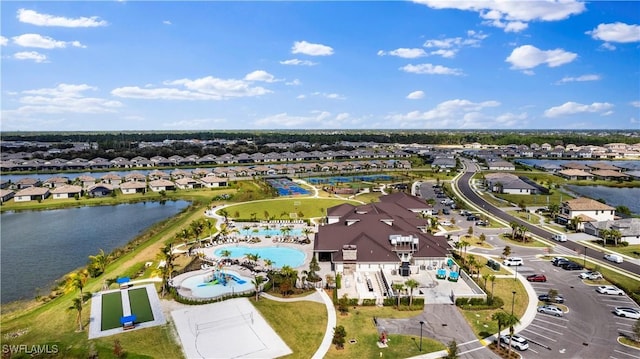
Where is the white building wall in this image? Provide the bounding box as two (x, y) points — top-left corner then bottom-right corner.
(572, 209), (615, 222)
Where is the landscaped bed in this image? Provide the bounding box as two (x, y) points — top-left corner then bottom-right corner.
(101, 292), (123, 331)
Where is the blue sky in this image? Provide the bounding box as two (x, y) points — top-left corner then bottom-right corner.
(1, 1), (639, 131)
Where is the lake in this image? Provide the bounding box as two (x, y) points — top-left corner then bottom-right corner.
(565, 185), (640, 215)
(0, 200), (189, 303)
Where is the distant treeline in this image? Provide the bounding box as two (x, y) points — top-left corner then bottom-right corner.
(2, 130), (638, 149)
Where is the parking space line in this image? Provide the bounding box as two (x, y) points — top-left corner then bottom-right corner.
(529, 348), (539, 354)
(618, 329), (635, 334)
(617, 322), (634, 327)
(614, 349), (640, 359)
(533, 318), (568, 328)
(616, 317), (640, 322)
(601, 299), (634, 304)
(529, 323), (564, 335)
(535, 315), (569, 322)
(522, 328), (558, 342)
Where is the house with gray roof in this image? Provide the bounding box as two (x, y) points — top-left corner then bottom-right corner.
(484, 173), (537, 195)
(584, 218), (640, 245)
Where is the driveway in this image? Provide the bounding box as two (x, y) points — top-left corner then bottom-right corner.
(376, 305), (500, 359)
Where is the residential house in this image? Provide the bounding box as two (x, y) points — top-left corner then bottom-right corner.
(14, 187), (50, 202)
(486, 160), (515, 171)
(175, 177), (202, 189)
(120, 181), (147, 194)
(557, 169), (594, 181)
(0, 189), (15, 203)
(584, 218), (640, 245)
(76, 175), (97, 188)
(148, 179), (176, 192)
(87, 183), (115, 197)
(42, 176), (69, 188)
(484, 173), (537, 195)
(101, 173), (122, 187)
(200, 176), (228, 188)
(16, 177), (41, 189)
(51, 185), (83, 199)
(557, 197), (615, 230)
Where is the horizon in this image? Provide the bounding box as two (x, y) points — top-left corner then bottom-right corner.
(1, 1), (639, 131)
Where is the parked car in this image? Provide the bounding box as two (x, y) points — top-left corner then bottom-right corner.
(552, 257), (570, 267)
(467, 215), (479, 221)
(476, 220), (488, 226)
(503, 257), (524, 266)
(604, 253), (624, 263)
(527, 274), (547, 282)
(499, 334), (529, 351)
(537, 304), (563, 317)
(561, 261), (583, 270)
(442, 208), (450, 215)
(538, 294), (565, 303)
(460, 210), (470, 216)
(613, 307), (640, 319)
(579, 271), (603, 280)
(596, 286), (625, 296)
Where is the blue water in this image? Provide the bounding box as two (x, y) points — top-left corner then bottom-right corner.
(565, 185), (640, 215)
(213, 246), (305, 268)
(236, 227), (303, 237)
(0, 200), (190, 303)
(181, 271), (253, 298)
(516, 159), (640, 170)
(307, 174), (393, 184)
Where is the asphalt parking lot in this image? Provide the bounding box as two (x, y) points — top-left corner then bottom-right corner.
(516, 257), (640, 359)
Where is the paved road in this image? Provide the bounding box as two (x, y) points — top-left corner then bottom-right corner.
(455, 159), (640, 276)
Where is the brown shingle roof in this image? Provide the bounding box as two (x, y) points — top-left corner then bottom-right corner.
(565, 197), (614, 211)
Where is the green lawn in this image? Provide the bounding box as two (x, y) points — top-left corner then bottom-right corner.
(253, 299), (327, 359)
(602, 244), (640, 259)
(325, 306), (445, 359)
(101, 292), (123, 331)
(222, 198), (360, 220)
(128, 288), (154, 323)
(498, 234), (550, 248)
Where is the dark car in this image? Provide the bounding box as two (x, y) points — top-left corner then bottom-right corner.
(467, 215), (479, 221)
(442, 208), (450, 215)
(476, 220), (488, 226)
(553, 258), (571, 267)
(527, 274), (547, 282)
(561, 261), (583, 270)
(538, 294), (564, 303)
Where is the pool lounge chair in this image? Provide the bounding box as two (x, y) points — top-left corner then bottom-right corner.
(436, 268), (447, 280)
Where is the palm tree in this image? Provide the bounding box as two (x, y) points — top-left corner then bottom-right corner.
(519, 225), (528, 243)
(491, 311), (510, 339)
(502, 245), (512, 258)
(89, 249), (109, 275)
(610, 229), (622, 247)
(220, 249), (232, 264)
(205, 219), (214, 242)
(509, 222), (519, 240)
(405, 279), (419, 307)
(252, 275), (265, 301)
(505, 314), (521, 353)
(190, 219), (204, 243)
(600, 228), (610, 247)
(302, 227), (312, 243)
(68, 297), (84, 332)
(263, 259), (274, 272)
(65, 269), (89, 299)
(467, 255), (478, 279)
(489, 275), (496, 300)
(280, 225), (292, 240)
(548, 203), (560, 219)
(482, 273), (489, 290)
(460, 240), (470, 263)
(392, 283), (404, 307)
(219, 208), (229, 223)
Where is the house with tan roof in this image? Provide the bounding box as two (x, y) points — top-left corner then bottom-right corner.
(76, 175), (97, 188)
(175, 177), (202, 189)
(42, 176), (69, 188)
(149, 179), (176, 192)
(0, 189), (15, 203)
(557, 169), (594, 181)
(101, 173), (122, 186)
(557, 197), (615, 230)
(14, 187), (50, 202)
(51, 185), (83, 199)
(590, 170), (629, 180)
(120, 181), (147, 194)
(200, 176), (228, 188)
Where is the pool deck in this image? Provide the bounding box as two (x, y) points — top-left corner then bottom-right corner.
(88, 284), (166, 339)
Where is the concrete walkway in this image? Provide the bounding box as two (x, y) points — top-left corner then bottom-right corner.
(260, 289), (336, 359)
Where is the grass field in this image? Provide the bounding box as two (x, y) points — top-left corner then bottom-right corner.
(101, 292), (123, 331)
(253, 299), (327, 359)
(128, 288), (154, 323)
(222, 198), (360, 220)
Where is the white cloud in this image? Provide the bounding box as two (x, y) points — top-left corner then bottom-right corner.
(244, 70), (278, 83)
(386, 98), (502, 128)
(600, 42), (617, 51)
(286, 79), (301, 86)
(422, 30), (487, 57)
(280, 58), (318, 66)
(0, 36), (7, 46)
(311, 92), (346, 100)
(631, 101), (640, 108)
(17, 8), (108, 27)
(377, 48), (427, 59)
(163, 20), (172, 25)
(400, 63), (463, 76)
(413, 0), (585, 32)
(296, 94), (306, 99)
(12, 33), (85, 49)
(544, 101), (614, 117)
(506, 45), (577, 70)
(587, 22), (640, 43)
(557, 74), (601, 84)
(406, 91), (425, 100)
(291, 41), (334, 56)
(6, 83), (121, 116)
(112, 75), (272, 100)
(14, 51), (48, 63)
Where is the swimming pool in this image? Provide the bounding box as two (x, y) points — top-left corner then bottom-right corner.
(213, 246), (305, 268)
(180, 270), (254, 298)
(237, 227), (303, 237)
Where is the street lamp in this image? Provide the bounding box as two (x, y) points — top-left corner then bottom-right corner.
(419, 320), (424, 351)
(511, 291), (516, 316)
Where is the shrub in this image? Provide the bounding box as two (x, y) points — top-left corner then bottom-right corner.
(361, 299), (377, 306)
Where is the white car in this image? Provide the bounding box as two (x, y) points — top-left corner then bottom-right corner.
(579, 271), (603, 280)
(604, 253), (624, 263)
(503, 257), (523, 266)
(499, 334), (529, 351)
(537, 304), (563, 317)
(596, 285), (625, 296)
(614, 307), (640, 319)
